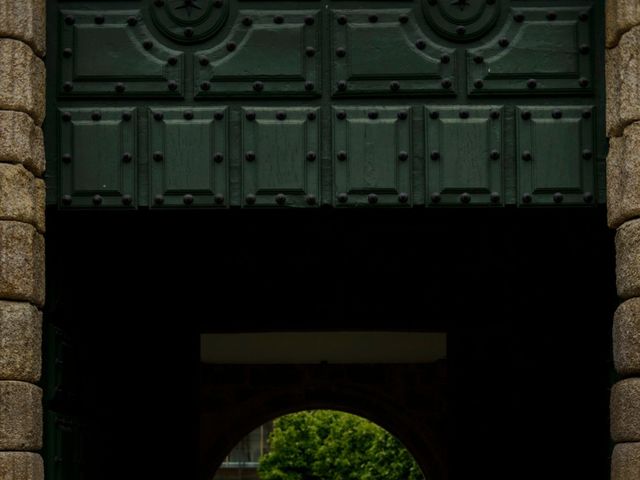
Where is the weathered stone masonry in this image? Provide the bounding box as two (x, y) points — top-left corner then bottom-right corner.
(608, 1), (640, 478)
(0, 1), (46, 479)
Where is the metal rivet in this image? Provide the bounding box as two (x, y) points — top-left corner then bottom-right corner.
(369, 14), (378, 23)
(459, 110), (469, 119)
(337, 81), (347, 91)
(64, 15), (75, 25)
(213, 0), (223, 7)
(304, 16), (315, 26)
(440, 54), (451, 64)
(245, 151), (256, 162)
(122, 112), (132, 121)
(428, 0), (437, 5)
(582, 149), (593, 160)
(580, 44), (590, 54)
(243, 17), (253, 26)
(473, 55), (484, 64)
(246, 111), (256, 121)
(201, 81), (211, 91)
(397, 111), (408, 120)
(63, 82), (73, 92)
(115, 82), (125, 93)
(274, 15), (284, 24)
(127, 16), (138, 26)
(582, 109), (592, 119)
(62, 195), (72, 205)
(306, 151), (317, 162)
(337, 151), (347, 161)
(430, 193), (441, 204)
(338, 15), (347, 25)
(522, 193), (532, 204)
(122, 152), (132, 163)
(214, 112), (224, 121)
(154, 194), (164, 205)
(184, 111), (194, 120)
(167, 56), (178, 66)
(199, 57), (210, 66)
(215, 194), (225, 205)
(514, 13), (525, 22)
(399, 15), (409, 24)
(398, 151), (409, 162)
(398, 192), (409, 204)
(579, 12), (589, 22)
(276, 193), (287, 205)
(276, 111), (287, 120)
(487, 0), (496, 4)
(527, 79), (537, 89)
(153, 151), (164, 162)
(553, 192), (563, 203)
(246, 194), (256, 205)
(547, 11), (557, 21)
(227, 42), (236, 52)
(579, 78), (590, 88)
(490, 192), (501, 204)
(584, 192), (594, 203)
(552, 109), (563, 119)
(390, 81), (400, 91)
(522, 151), (532, 161)
(184, 27), (194, 38)
(460, 193), (471, 204)
(143, 40), (153, 50)
(521, 110), (532, 120)
(337, 111), (347, 120)
(62, 112), (72, 122)
(441, 79), (452, 89)
(336, 47), (346, 57)
(154, 0), (165, 6)
(490, 110), (500, 119)
(456, 26), (466, 35)
(474, 79), (484, 89)
(183, 194), (194, 205)
(122, 195), (133, 206)
(430, 151), (440, 161)
(307, 112), (317, 121)
(368, 111), (379, 120)
(430, 111), (440, 120)
(305, 81), (314, 91)
(91, 111), (102, 121)
(214, 153), (224, 163)
(93, 194), (103, 206)
(306, 46), (316, 57)
(415, 39), (426, 50)
(499, 38), (509, 47)
(490, 150), (500, 160)
(168, 80), (178, 91)
(62, 154), (72, 164)
(338, 193), (348, 203)
(154, 112), (164, 121)
(63, 48), (73, 58)
(306, 195), (316, 206)
(253, 81), (264, 92)
(368, 193), (378, 205)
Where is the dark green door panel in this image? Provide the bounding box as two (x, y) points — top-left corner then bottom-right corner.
(59, 108), (137, 208)
(333, 107), (412, 207)
(241, 107), (320, 207)
(426, 106), (503, 206)
(59, 10), (185, 97)
(516, 106), (595, 206)
(46, 0), (606, 209)
(149, 107), (228, 207)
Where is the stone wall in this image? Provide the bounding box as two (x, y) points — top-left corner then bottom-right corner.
(608, 1), (640, 478)
(0, 1), (46, 479)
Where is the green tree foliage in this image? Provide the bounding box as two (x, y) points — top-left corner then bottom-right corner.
(258, 410), (425, 480)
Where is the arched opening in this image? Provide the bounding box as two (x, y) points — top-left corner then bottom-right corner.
(213, 409), (426, 480)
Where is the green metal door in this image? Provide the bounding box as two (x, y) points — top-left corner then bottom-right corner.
(45, 0), (605, 209)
